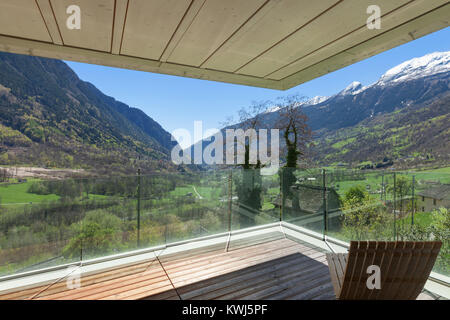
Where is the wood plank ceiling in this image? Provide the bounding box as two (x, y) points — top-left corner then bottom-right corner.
(0, 0), (448, 90)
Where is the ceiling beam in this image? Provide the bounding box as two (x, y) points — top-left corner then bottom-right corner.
(0, 34), (283, 90)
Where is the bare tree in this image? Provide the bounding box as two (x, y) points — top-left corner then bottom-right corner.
(220, 100), (271, 169)
(273, 95), (313, 213)
(274, 95), (312, 168)
(221, 100), (271, 228)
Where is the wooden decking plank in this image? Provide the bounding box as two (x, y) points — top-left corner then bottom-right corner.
(175, 248), (321, 296)
(177, 251), (307, 297)
(165, 240), (300, 279)
(158, 232), (283, 264)
(98, 283), (174, 300)
(311, 291), (336, 300)
(38, 268), (168, 300)
(160, 238), (291, 272)
(203, 256), (328, 300)
(164, 241), (315, 281)
(168, 244), (316, 288)
(262, 268), (331, 300)
(79, 277), (172, 300)
(162, 239), (297, 273)
(221, 256), (328, 300)
(284, 278), (334, 300)
(184, 252), (326, 300)
(32, 258), (160, 299)
(235, 266), (328, 300)
(140, 289), (180, 300)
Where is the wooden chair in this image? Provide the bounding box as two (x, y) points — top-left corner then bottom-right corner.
(326, 241), (442, 300)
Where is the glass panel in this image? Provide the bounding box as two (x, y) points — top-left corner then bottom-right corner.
(325, 169), (449, 277)
(0, 168), (447, 280)
(231, 168), (278, 231)
(326, 170), (394, 242)
(395, 171), (450, 277)
(282, 168), (325, 235)
(77, 175), (139, 261)
(0, 178), (86, 276)
(158, 171), (230, 245)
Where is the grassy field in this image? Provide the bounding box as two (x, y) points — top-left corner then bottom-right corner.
(0, 179), (59, 204)
(1, 166), (448, 208)
(400, 211), (434, 228)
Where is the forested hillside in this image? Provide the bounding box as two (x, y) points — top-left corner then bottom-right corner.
(0, 52), (177, 174)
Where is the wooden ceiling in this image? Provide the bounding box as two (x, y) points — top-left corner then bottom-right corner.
(0, 0), (448, 90)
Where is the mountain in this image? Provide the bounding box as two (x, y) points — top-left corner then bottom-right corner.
(308, 51), (450, 168)
(297, 52), (450, 133)
(0, 52), (177, 174)
(313, 93), (450, 169)
(216, 51), (450, 169)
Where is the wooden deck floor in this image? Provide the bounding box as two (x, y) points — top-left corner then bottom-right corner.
(0, 234), (338, 300)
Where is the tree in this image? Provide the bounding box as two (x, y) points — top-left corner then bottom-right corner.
(274, 95), (312, 213)
(341, 186), (392, 240)
(396, 207), (449, 274)
(62, 211), (123, 259)
(222, 101), (271, 228)
(274, 95), (312, 168)
(345, 186), (367, 204)
(386, 175), (411, 216)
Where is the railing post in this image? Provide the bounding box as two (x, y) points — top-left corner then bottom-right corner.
(280, 168), (283, 222)
(80, 218), (83, 262)
(137, 168), (141, 248)
(225, 169), (233, 252)
(393, 172), (397, 240)
(411, 175), (415, 226)
(322, 169), (328, 240)
(228, 170), (232, 232)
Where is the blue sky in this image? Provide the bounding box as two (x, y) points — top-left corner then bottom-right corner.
(65, 27), (450, 148)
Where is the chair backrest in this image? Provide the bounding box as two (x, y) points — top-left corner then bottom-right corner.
(339, 241), (442, 300)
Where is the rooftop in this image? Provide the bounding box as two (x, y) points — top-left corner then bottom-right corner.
(417, 184), (450, 200)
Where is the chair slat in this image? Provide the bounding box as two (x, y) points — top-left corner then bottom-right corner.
(406, 241), (442, 300)
(340, 241), (364, 299)
(398, 241), (423, 300)
(359, 241), (378, 299)
(325, 253), (341, 298)
(367, 241), (386, 299)
(389, 241), (415, 299)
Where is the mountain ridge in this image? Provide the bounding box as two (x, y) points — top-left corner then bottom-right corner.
(215, 51), (450, 168)
(0, 52), (177, 174)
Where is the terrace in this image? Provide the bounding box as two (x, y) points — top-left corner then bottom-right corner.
(0, 169), (448, 300)
(0, 1), (449, 300)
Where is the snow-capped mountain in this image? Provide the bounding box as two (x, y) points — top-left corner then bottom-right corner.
(378, 51), (450, 85)
(305, 95), (329, 105)
(339, 81), (363, 95)
(268, 51), (449, 116)
(302, 51), (450, 131)
(260, 51), (450, 133)
(265, 95), (329, 113)
(197, 51), (450, 167)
